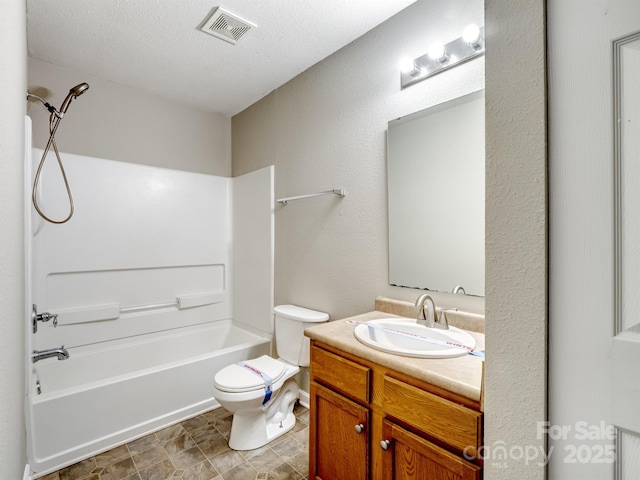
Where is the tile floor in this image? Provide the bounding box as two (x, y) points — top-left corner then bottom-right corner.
(38, 404), (309, 480)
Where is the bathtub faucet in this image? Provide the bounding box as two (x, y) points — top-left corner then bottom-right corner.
(32, 346), (69, 363)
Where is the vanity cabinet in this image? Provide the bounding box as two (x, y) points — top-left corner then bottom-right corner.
(309, 341), (482, 480)
(381, 420), (480, 480)
(313, 383), (369, 480)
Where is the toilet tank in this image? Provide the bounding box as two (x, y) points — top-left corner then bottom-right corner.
(274, 305), (329, 367)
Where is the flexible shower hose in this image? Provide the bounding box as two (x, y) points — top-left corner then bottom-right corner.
(32, 112), (75, 224)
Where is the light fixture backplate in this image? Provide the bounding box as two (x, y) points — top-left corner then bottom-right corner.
(401, 27), (485, 89)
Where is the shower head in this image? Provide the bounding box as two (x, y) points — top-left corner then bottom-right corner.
(27, 82), (90, 118)
(59, 82), (90, 114)
(71, 82), (90, 97)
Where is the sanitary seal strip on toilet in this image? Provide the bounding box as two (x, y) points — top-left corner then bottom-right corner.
(237, 361), (273, 405)
(214, 355), (286, 395)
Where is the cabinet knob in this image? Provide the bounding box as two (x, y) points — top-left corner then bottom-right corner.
(380, 440), (391, 451)
(354, 424), (365, 434)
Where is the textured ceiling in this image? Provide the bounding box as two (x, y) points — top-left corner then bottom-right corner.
(26, 0), (416, 116)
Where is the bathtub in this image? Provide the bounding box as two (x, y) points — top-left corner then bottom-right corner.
(27, 320), (271, 477)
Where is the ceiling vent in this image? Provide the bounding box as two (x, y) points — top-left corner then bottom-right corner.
(200, 7), (256, 45)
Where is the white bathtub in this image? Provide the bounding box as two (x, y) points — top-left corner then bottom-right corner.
(27, 320), (271, 478)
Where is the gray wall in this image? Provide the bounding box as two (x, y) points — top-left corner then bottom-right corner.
(233, 0), (548, 478)
(232, 0), (485, 320)
(28, 58), (232, 176)
(485, 0), (546, 478)
(0, 0), (27, 477)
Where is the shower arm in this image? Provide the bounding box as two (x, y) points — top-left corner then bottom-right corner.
(26, 93), (62, 118)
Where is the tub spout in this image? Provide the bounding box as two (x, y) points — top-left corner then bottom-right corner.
(32, 346), (69, 363)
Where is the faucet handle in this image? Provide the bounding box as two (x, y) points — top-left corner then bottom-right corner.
(32, 304), (60, 333)
(436, 308), (457, 330)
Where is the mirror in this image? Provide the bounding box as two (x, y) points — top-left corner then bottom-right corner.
(387, 90), (485, 296)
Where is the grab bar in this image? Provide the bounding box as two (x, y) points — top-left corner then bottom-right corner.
(276, 189), (346, 205)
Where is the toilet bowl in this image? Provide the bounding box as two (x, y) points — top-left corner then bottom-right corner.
(212, 305), (329, 450)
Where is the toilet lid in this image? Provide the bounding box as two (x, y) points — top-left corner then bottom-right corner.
(214, 355), (287, 393)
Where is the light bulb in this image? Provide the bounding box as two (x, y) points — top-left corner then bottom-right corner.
(463, 24), (481, 47)
(399, 56), (420, 76)
(428, 42), (448, 63)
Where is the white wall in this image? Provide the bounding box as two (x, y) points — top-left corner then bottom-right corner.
(232, 0), (485, 320)
(0, 0), (27, 477)
(28, 58), (232, 176)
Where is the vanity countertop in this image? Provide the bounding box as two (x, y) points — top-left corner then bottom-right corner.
(304, 310), (485, 409)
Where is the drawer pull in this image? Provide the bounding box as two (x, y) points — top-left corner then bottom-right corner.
(380, 439), (391, 451)
(354, 424), (365, 434)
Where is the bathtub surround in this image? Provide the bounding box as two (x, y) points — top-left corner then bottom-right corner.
(26, 151), (275, 476)
(233, 167), (275, 336)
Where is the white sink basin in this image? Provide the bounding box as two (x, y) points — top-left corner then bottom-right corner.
(352, 318), (476, 359)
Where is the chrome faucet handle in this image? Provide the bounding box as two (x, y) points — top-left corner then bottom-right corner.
(32, 304), (59, 333)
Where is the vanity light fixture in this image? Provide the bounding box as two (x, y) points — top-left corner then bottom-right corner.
(399, 56), (421, 76)
(427, 42), (449, 63)
(400, 24), (485, 89)
(462, 24), (482, 49)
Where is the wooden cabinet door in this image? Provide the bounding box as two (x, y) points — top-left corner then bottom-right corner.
(381, 420), (481, 480)
(310, 381), (370, 480)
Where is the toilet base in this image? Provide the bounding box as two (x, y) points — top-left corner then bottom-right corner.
(228, 379), (300, 451)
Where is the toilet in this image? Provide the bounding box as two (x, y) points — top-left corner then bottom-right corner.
(212, 305), (329, 450)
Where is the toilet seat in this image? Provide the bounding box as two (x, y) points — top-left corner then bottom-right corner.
(214, 355), (287, 393)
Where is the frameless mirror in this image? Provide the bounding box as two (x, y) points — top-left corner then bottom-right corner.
(387, 90), (485, 296)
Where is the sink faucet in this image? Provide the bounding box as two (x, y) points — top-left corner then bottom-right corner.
(414, 294), (449, 330)
(32, 346), (69, 363)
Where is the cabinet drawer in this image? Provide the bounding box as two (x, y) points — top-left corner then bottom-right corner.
(383, 375), (482, 455)
(311, 345), (371, 403)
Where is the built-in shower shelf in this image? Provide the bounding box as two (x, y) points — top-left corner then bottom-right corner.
(54, 291), (225, 326)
